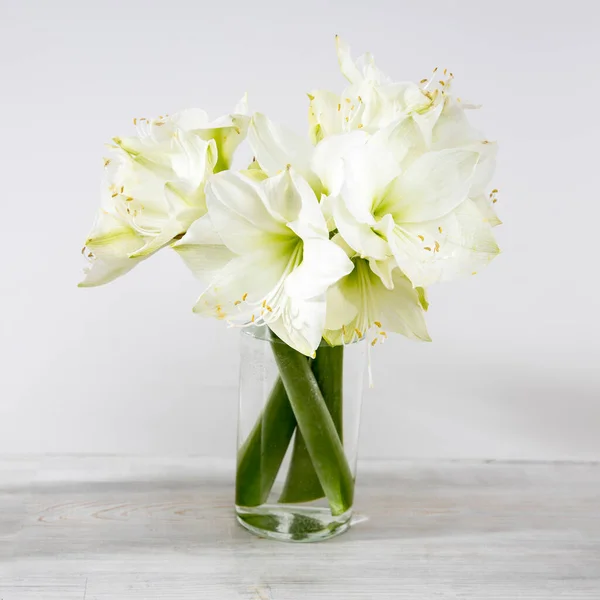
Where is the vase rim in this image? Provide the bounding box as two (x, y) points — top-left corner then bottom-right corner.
(241, 324), (365, 347)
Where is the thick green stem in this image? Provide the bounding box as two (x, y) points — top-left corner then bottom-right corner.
(279, 345), (344, 504)
(271, 339), (354, 516)
(235, 378), (296, 507)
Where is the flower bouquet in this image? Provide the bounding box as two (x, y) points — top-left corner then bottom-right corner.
(80, 37), (501, 542)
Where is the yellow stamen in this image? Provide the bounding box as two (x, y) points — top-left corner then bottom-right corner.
(418, 235), (425, 242)
(424, 246), (432, 251)
(266, 305), (273, 312)
(337, 103), (341, 111)
(374, 321), (382, 328)
(345, 98), (351, 103)
(371, 338), (378, 347)
(111, 192), (118, 198)
(234, 300), (241, 306)
(251, 314), (255, 323)
(379, 331), (388, 338)
(357, 123), (363, 129)
(133, 117), (137, 125)
(242, 292), (248, 301)
(420, 78), (428, 84)
(434, 241), (440, 252)
(438, 226), (443, 233)
(354, 328), (362, 337)
(472, 271), (477, 275)
(103, 158), (111, 167)
(261, 299), (267, 308)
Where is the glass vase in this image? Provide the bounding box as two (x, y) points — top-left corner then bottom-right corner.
(235, 326), (366, 542)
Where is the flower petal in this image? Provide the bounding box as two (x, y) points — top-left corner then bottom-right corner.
(194, 115), (249, 173)
(380, 148), (479, 223)
(205, 171), (290, 254)
(285, 238), (354, 300)
(472, 193), (502, 227)
(128, 218), (185, 258)
(248, 113), (319, 191)
(78, 211), (145, 287)
(367, 256), (395, 290)
(193, 241), (297, 322)
(278, 169), (329, 239)
(268, 294), (327, 357)
(172, 213), (235, 280)
(311, 130), (368, 197)
(332, 194), (390, 260)
(376, 270), (431, 341)
(323, 260), (430, 344)
(335, 35), (363, 83)
(431, 97), (482, 149)
(468, 141), (498, 198)
(385, 199), (501, 287)
(379, 115), (428, 170)
(261, 167), (304, 225)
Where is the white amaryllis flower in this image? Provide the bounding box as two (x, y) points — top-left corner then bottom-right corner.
(307, 38), (501, 229)
(323, 236), (430, 346)
(181, 167), (353, 357)
(308, 36), (431, 143)
(331, 117), (500, 287)
(79, 102), (249, 287)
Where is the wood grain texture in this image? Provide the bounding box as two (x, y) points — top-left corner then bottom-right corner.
(1, 456), (599, 599)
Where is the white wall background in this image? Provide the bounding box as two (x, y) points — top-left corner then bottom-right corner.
(1, 0), (598, 461)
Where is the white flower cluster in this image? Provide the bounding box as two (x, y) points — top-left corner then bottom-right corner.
(81, 37), (501, 356)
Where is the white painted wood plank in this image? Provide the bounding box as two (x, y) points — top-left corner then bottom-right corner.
(0, 577), (86, 600)
(1, 457), (599, 599)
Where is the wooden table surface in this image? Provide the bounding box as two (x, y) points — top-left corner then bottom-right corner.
(1, 456), (599, 599)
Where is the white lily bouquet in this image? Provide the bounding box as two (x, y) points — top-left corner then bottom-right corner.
(80, 38), (500, 542)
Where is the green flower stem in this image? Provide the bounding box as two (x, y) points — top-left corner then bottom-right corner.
(279, 344), (344, 504)
(313, 344), (344, 441)
(235, 377), (296, 507)
(271, 339), (354, 516)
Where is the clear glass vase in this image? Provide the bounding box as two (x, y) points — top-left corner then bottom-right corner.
(235, 326), (366, 542)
